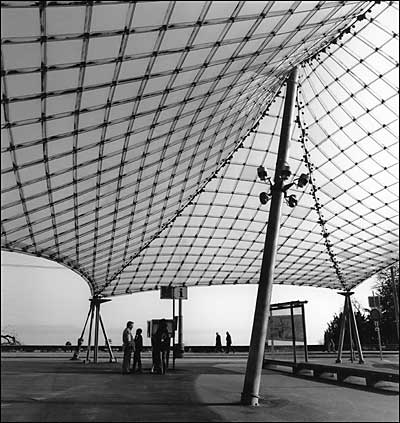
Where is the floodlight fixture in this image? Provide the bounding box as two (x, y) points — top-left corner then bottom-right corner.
(287, 194), (297, 208)
(297, 173), (309, 188)
(259, 192), (270, 205)
(280, 164), (291, 180)
(257, 165), (268, 181)
(282, 182), (294, 193)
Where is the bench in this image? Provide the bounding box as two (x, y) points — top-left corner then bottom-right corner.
(264, 359), (399, 387)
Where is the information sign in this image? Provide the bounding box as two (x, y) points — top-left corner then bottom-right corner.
(160, 286), (188, 300)
(160, 286), (174, 299)
(368, 296), (381, 309)
(173, 286), (188, 299)
(146, 319), (174, 337)
(370, 308), (380, 321)
(266, 314), (303, 341)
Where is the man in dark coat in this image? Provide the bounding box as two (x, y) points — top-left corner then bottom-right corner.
(226, 331), (233, 354)
(215, 332), (222, 352)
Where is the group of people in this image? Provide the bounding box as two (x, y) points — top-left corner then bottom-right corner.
(122, 321), (143, 374)
(122, 322), (235, 375)
(122, 319), (170, 375)
(215, 331), (234, 353)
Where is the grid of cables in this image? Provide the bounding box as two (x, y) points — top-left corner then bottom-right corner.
(1, 1), (397, 297)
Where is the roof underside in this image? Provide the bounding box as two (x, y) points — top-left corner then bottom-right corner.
(1, 1), (398, 297)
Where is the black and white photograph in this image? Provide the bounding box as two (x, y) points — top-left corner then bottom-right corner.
(1, 1), (398, 421)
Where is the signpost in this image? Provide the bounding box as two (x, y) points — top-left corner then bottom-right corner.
(146, 319), (175, 337)
(267, 314), (304, 341)
(370, 290), (383, 360)
(160, 286), (188, 299)
(370, 308), (383, 360)
(160, 286), (188, 362)
(174, 286), (188, 300)
(368, 296), (381, 309)
(265, 301), (308, 365)
(160, 286), (174, 299)
(370, 308), (380, 322)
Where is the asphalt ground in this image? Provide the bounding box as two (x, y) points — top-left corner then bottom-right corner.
(1, 352), (399, 422)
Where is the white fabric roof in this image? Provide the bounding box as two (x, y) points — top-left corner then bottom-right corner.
(1, 1), (398, 297)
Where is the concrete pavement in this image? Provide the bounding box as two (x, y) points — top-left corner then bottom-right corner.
(1, 353), (398, 422)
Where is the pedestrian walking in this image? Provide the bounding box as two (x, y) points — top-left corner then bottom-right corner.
(133, 328), (143, 373)
(225, 331), (234, 353)
(122, 321), (134, 374)
(215, 332), (223, 352)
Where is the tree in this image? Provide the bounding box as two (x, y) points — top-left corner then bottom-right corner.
(1, 334), (21, 345)
(374, 263), (399, 346)
(1, 325), (22, 345)
(324, 309), (374, 350)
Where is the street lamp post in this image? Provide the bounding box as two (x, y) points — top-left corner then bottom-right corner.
(241, 67), (299, 406)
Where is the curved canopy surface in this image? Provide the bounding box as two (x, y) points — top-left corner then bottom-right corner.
(1, 1), (398, 296)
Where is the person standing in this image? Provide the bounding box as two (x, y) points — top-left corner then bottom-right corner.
(151, 330), (161, 374)
(226, 331), (233, 354)
(154, 319), (170, 374)
(215, 332), (222, 352)
(328, 337), (336, 353)
(133, 328), (143, 373)
(71, 337), (84, 360)
(122, 321), (134, 374)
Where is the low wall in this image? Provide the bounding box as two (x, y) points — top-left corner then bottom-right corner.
(1, 344), (398, 353)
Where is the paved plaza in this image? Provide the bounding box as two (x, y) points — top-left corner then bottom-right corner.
(1, 352), (398, 422)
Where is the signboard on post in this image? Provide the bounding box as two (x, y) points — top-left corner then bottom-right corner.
(264, 301), (309, 366)
(368, 296), (381, 309)
(160, 286), (188, 300)
(266, 314), (304, 341)
(160, 286), (174, 299)
(174, 286), (188, 300)
(370, 308), (381, 322)
(146, 319), (174, 337)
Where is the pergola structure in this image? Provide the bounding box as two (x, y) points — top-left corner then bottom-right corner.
(1, 0), (398, 405)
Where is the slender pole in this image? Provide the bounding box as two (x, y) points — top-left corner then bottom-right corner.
(390, 267), (399, 343)
(80, 305), (92, 340)
(241, 67), (299, 406)
(375, 321), (383, 360)
(94, 300), (100, 363)
(172, 296), (176, 369)
(178, 296), (184, 356)
(270, 310), (274, 356)
(85, 302), (95, 362)
(347, 293), (365, 364)
(290, 305), (297, 364)
(348, 310), (354, 363)
(99, 313), (116, 362)
(301, 304), (308, 362)
(336, 293), (348, 363)
(270, 311), (274, 355)
(71, 303), (92, 360)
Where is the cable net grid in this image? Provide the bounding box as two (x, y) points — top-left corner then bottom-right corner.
(1, 1), (397, 297)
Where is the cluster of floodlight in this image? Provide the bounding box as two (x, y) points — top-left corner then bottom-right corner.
(257, 165), (309, 208)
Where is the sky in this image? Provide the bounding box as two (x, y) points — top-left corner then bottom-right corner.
(1, 250), (379, 347)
